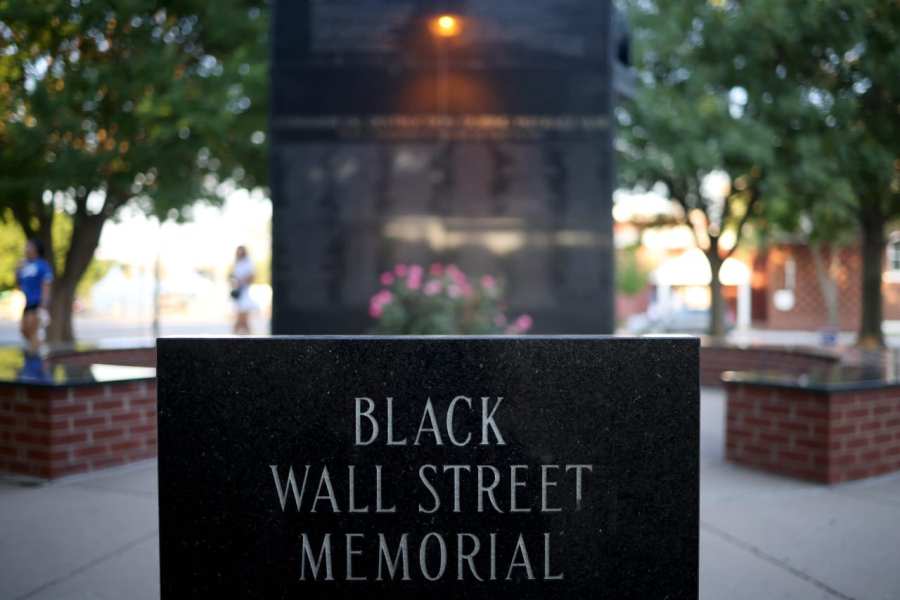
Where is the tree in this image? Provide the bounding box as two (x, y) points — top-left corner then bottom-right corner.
(616, 243), (650, 298)
(0, 210), (26, 292)
(694, 1), (900, 347)
(0, 0), (268, 342)
(1, 206), (112, 300)
(765, 188), (857, 334)
(621, 0), (900, 346)
(618, 0), (773, 337)
(759, 100), (858, 334)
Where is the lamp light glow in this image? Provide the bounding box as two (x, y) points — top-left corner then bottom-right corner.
(431, 14), (461, 38)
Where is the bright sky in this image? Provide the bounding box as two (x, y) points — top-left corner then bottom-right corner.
(96, 188), (271, 276)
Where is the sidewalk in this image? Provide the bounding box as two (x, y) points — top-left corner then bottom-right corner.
(0, 314), (269, 347)
(1, 388), (898, 599)
(0, 463), (159, 599)
(699, 389), (900, 600)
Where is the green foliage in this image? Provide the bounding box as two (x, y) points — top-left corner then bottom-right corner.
(716, 2), (897, 203)
(76, 258), (115, 299)
(619, 0), (773, 335)
(619, 1), (774, 230)
(0, 208), (113, 297)
(252, 258), (270, 286)
(691, 1), (899, 247)
(0, 210), (26, 291)
(621, 0), (899, 233)
(370, 264), (533, 336)
(0, 0), (268, 215)
(620, 0), (900, 339)
(0, 0), (269, 339)
(616, 245), (649, 297)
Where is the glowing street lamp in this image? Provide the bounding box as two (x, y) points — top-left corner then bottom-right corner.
(429, 14), (462, 119)
(430, 14), (461, 38)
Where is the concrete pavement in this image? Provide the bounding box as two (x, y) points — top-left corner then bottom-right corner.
(1, 388), (899, 599)
(0, 315), (266, 347)
(699, 389), (900, 600)
(0, 464), (159, 600)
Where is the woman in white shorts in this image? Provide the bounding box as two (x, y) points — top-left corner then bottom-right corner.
(230, 246), (257, 335)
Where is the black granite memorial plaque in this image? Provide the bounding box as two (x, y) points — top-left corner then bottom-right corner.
(158, 336), (698, 598)
(271, 1), (628, 335)
(272, 0), (613, 141)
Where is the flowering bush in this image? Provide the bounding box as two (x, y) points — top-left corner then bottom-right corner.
(370, 263), (533, 335)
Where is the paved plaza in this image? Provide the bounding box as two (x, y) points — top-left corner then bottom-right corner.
(1, 388), (898, 599)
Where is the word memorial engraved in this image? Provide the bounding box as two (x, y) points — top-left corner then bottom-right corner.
(158, 337), (699, 599)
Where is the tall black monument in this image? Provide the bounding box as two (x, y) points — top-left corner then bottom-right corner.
(271, 1), (627, 334)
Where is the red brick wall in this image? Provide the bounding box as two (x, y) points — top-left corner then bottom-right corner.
(725, 382), (900, 484)
(0, 381), (157, 479)
(764, 244), (900, 331)
(828, 388), (900, 482)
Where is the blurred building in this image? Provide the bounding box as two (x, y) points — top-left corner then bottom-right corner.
(613, 193), (900, 333)
(759, 241), (900, 332)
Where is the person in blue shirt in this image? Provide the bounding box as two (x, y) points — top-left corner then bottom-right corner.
(18, 350), (50, 383)
(16, 239), (53, 352)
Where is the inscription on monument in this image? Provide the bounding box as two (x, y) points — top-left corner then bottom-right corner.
(271, 0), (619, 334)
(158, 337), (699, 598)
(274, 395), (591, 582)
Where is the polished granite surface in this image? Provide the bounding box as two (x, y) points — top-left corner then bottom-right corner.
(0, 347), (155, 387)
(158, 336), (699, 598)
(32, 338), (155, 353)
(723, 357), (900, 392)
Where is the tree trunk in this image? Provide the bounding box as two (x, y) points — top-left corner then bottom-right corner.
(46, 214), (106, 344)
(810, 243), (840, 330)
(707, 238), (726, 339)
(858, 207), (885, 349)
(36, 212), (55, 273)
(47, 283), (77, 344)
(11, 200), (55, 267)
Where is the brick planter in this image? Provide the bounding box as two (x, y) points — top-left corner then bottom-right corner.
(724, 379), (900, 484)
(0, 380), (157, 480)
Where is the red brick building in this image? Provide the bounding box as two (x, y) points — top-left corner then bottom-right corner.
(759, 241), (900, 331)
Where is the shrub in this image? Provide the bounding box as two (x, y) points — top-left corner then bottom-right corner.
(370, 264), (533, 335)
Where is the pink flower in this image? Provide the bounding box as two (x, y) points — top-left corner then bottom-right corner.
(445, 264), (467, 286)
(507, 314), (533, 334)
(424, 280), (442, 296)
(429, 263), (445, 276)
(369, 290), (394, 319)
(380, 272), (395, 286)
(407, 264), (424, 290)
(515, 314), (533, 332)
(394, 264), (408, 277)
(447, 284), (462, 299)
(480, 275), (497, 290)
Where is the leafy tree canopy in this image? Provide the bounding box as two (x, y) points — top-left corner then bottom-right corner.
(620, 0), (900, 342)
(0, 0), (269, 340)
(618, 0), (774, 335)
